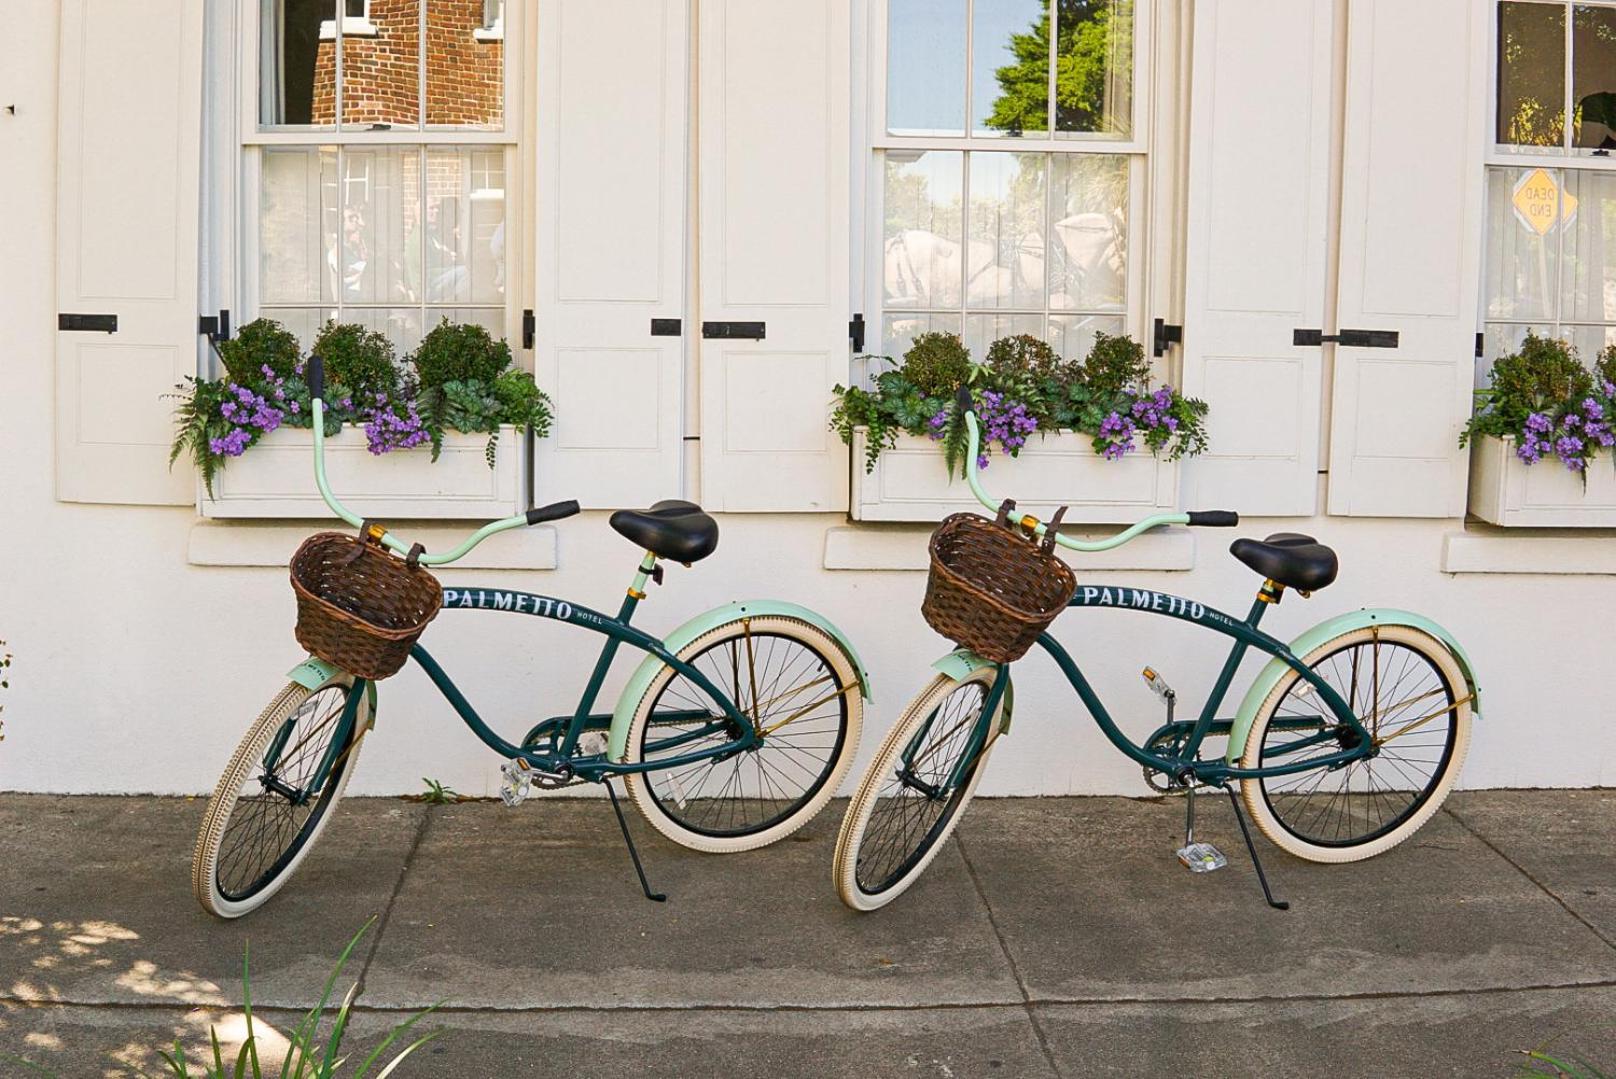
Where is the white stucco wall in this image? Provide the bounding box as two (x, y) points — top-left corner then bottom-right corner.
(1, 4), (1611, 799)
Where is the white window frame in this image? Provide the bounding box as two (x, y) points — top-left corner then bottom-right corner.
(859, 0), (1157, 377)
(1483, 0), (1616, 363)
(211, 0), (526, 367)
(1489, 0), (1616, 168)
(321, 0), (377, 40)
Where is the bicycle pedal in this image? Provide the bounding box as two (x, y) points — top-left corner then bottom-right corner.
(499, 759), (534, 807)
(1177, 841), (1228, 873)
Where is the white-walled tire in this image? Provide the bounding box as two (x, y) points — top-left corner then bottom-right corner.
(623, 616), (863, 853)
(192, 677), (369, 918)
(834, 667), (1003, 912)
(1239, 625), (1471, 863)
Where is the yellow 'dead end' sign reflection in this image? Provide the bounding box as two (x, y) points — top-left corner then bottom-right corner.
(1512, 168), (1579, 236)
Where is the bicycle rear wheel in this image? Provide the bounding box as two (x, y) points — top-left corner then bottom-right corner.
(1239, 624), (1471, 862)
(192, 675), (368, 918)
(834, 666), (1002, 911)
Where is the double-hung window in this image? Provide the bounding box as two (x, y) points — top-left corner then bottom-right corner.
(245, 0), (520, 356)
(1484, 1), (1616, 365)
(869, 0), (1145, 366)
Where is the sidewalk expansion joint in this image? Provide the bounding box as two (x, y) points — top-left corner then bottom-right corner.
(353, 804), (435, 999)
(1442, 804), (1616, 953)
(954, 831), (1065, 1079)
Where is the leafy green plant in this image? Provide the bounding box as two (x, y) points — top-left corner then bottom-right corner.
(4, 920), (438, 1078)
(831, 331), (1209, 477)
(900, 332), (973, 396)
(409, 318), (513, 388)
(417, 777), (459, 805)
(217, 319), (302, 385)
(1461, 333), (1615, 473)
(312, 321), (400, 405)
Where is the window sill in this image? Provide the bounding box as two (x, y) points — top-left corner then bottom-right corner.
(1441, 527), (1616, 576)
(824, 524), (1195, 572)
(188, 520), (557, 570)
(319, 18), (379, 40)
(472, 26), (504, 42)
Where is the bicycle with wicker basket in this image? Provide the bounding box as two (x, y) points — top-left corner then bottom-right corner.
(193, 358), (869, 918)
(832, 389), (1479, 912)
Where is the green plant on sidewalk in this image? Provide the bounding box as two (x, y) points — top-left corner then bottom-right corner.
(3, 920), (440, 1078)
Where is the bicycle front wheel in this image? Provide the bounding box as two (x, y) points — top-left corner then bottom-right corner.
(834, 666), (1002, 912)
(1239, 624), (1471, 863)
(623, 616), (863, 853)
(192, 675), (369, 918)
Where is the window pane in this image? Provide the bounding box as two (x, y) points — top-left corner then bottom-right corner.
(438, 307), (509, 342)
(884, 150), (965, 309)
(1049, 313), (1125, 365)
(965, 311), (1043, 357)
(1497, 1), (1566, 146)
(1573, 5), (1616, 149)
(338, 148), (419, 305)
(1049, 153), (1127, 310)
(427, 0), (504, 128)
(423, 148), (507, 303)
(341, 1), (420, 128)
(1484, 167), (1562, 321)
(259, 0), (338, 126)
(1055, 0), (1134, 137)
(974, 0), (1050, 137)
(260, 148), (339, 304)
(348, 307), (425, 357)
(257, 307), (333, 352)
(966, 152), (1047, 309)
(1560, 168), (1616, 323)
(881, 311), (963, 365)
(887, 0), (967, 136)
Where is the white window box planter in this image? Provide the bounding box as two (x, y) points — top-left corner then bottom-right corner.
(1467, 434), (1616, 528)
(199, 426), (525, 520)
(850, 427), (1180, 524)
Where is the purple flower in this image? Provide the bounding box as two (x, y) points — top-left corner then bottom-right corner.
(1525, 411), (1554, 434)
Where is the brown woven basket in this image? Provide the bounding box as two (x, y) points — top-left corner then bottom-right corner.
(290, 530), (443, 680)
(921, 500), (1076, 663)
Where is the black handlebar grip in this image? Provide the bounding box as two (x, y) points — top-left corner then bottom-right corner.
(1186, 510), (1239, 527)
(955, 386), (973, 413)
(307, 355), (325, 401)
(525, 499), (581, 525)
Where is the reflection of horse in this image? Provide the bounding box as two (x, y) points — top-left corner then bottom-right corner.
(883, 212), (1124, 312)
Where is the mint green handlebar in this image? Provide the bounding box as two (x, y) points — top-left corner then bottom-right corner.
(311, 397), (530, 566)
(962, 412), (1188, 552)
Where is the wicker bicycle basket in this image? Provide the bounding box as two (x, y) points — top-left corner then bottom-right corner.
(921, 500), (1077, 663)
(290, 530), (443, 680)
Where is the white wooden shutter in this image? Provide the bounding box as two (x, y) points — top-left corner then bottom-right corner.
(1325, 0), (1485, 517)
(55, 0), (205, 504)
(696, 0), (851, 512)
(1180, 0), (1334, 517)
(534, 0), (688, 510)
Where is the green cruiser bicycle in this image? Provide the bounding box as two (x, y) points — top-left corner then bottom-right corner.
(193, 358), (868, 918)
(834, 389), (1477, 912)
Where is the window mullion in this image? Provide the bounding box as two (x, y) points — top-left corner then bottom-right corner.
(1564, 0), (1574, 150)
(1047, 0), (1058, 137)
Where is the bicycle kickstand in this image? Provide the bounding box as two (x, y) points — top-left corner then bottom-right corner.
(1225, 786), (1290, 912)
(603, 778), (667, 903)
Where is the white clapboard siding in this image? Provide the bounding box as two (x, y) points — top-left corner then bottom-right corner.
(697, 0), (852, 512)
(55, 0), (205, 504)
(1326, 0), (1485, 517)
(1180, 0), (1334, 517)
(534, 0), (688, 509)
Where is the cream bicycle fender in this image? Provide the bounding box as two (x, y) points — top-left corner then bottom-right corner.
(607, 600), (872, 760)
(1224, 608), (1481, 763)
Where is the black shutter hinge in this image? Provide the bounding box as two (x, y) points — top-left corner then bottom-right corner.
(1475, 331), (1485, 359)
(522, 309), (536, 350)
(1293, 327), (1400, 348)
(702, 321), (766, 340)
(849, 312), (866, 352)
(1152, 318), (1182, 358)
(58, 313), (117, 333)
(199, 309), (231, 343)
(650, 318), (681, 336)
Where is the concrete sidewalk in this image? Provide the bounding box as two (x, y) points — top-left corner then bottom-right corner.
(1, 791), (1613, 1077)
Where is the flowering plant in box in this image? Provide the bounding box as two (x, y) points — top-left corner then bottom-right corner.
(170, 317), (554, 495)
(832, 331), (1208, 477)
(1460, 332), (1616, 474)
